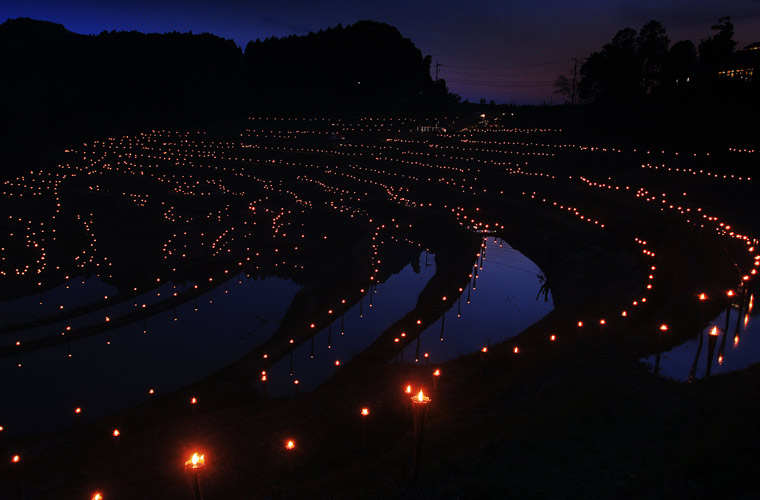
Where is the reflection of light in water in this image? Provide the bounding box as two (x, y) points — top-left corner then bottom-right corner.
(401, 238), (552, 364)
(266, 252), (437, 397)
(0, 275), (300, 437)
(642, 293), (760, 381)
(0, 276), (119, 325)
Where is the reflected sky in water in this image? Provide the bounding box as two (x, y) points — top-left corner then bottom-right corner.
(642, 293), (759, 382)
(265, 238), (553, 398)
(401, 237), (553, 364)
(0, 275), (299, 437)
(265, 251), (437, 397)
(0, 276), (119, 325)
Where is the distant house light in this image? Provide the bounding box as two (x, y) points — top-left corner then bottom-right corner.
(717, 68), (754, 81)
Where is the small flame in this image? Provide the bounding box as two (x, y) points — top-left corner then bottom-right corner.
(191, 397), (197, 405)
(550, 334), (556, 341)
(405, 385), (412, 394)
(190, 453), (204, 467)
(709, 326), (719, 336)
(92, 493), (103, 500)
(12, 455), (20, 463)
(699, 293), (707, 301)
(660, 324), (668, 331)
(286, 440), (295, 450)
(433, 369), (441, 377)
(113, 429), (120, 437)
(361, 408), (370, 416)
(417, 390), (424, 402)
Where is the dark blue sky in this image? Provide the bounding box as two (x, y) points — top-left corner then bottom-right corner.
(5, 0), (760, 104)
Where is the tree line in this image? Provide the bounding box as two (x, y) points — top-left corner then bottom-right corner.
(554, 17), (758, 108)
(0, 17), (455, 169)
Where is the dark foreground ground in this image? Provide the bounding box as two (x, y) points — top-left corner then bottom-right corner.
(1, 107), (759, 499)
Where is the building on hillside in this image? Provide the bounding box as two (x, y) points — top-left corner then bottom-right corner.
(717, 42), (760, 81)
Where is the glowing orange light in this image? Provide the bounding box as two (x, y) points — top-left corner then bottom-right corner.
(709, 326), (719, 336)
(285, 440), (295, 450)
(550, 334), (556, 341)
(660, 324), (668, 332)
(185, 453), (205, 469)
(513, 346), (519, 354)
(699, 293), (707, 301)
(433, 369), (441, 377)
(92, 493), (103, 500)
(112, 429), (120, 437)
(405, 385), (412, 394)
(481, 346), (488, 353)
(191, 397), (197, 405)
(361, 408), (370, 416)
(577, 321), (583, 328)
(74, 407), (82, 414)
(727, 290), (734, 297)
(12, 455), (20, 463)
(417, 390), (424, 402)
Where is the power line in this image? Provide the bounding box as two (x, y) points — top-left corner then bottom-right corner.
(446, 78), (555, 87)
(441, 58), (572, 71)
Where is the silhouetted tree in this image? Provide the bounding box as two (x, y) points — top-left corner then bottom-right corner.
(665, 40), (698, 86)
(579, 27), (643, 104)
(637, 20), (669, 94)
(698, 16), (737, 70)
(553, 73), (573, 103)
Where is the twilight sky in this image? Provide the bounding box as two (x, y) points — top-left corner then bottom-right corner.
(5, 0), (760, 104)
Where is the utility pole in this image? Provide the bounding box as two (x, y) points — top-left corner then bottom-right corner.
(435, 60), (441, 83)
(571, 58), (578, 105)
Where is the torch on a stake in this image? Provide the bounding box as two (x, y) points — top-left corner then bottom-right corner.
(285, 439), (296, 477)
(11, 454), (20, 500)
(411, 389), (431, 481)
(360, 408), (370, 453)
(184, 453), (206, 500)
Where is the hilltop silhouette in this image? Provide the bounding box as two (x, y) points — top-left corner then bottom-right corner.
(0, 18), (454, 173)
